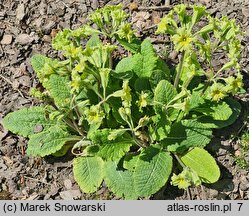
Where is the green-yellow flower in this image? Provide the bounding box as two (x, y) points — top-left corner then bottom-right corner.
(171, 27), (195, 52)
(85, 105), (104, 125)
(209, 83), (227, 102)
(171, 168), (201, 189)
(121, 80), (132, 107)
(171, 172), (191, 189)
(225, 74), (243, 95)
(137, 92), (149, 112)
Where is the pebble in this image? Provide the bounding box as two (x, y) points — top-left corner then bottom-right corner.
(64, 179), (73, 190)
(1, 34), (13, 45)
(42, 35), (51, 43)
(242, 8), (249, 18)
(91, 0), (99, 9)
(59, 190), (81, 200)
(43, 20), (56, 35)
(15, 34), (34, 45)
(80, 5), (88, 13)
(239, 176), (249, 191)
(18, 76), (31, 87)
(16, 3), (25, 21)
(56, 8), (65, 17)
(208, 189), (219, 198)
(0, 11), (5, 20)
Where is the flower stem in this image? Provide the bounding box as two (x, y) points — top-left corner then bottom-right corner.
(173, 153), (186, 168)
(174, 51), (185, 89)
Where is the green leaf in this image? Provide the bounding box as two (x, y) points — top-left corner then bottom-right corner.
(134, 146), (173, 197)
(86, 142), (132, 161)
(87, 129), (133, 161)
(115, 57), (133, 74)
(132, 39), (158, 78)
(114, 56), (134, 79)
(193, 101), (232, 121)
(149, 114), (171, 141)
(88, 129), (112, 144)
(189, 87), (205, 110)
(73, 156), (104, 193)
(104, 161), (138, 199)
(45, 74), (71, 108)
(31, 55), (49, 73)
(86, 33), (101, 48)
(115, 36), (141, 53)
(181, 147), (220, 183)
(154, 80), (177, 113)
(3, 106), (55, 138)
(162, 120), (212, 153)
(191, 5), (206, 28)
(197, 98), (241, 128)
(123, 154), (140, 171)
(31, 55), (57, 83)
(149, 58), (171, 88)
(27, 125), (75, 157)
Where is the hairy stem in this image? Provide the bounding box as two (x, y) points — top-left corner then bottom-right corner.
(174, 51), (185, 88)
(173, 153), (186, 168)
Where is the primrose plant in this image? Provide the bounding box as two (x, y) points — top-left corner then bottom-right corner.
(3, 4), (244, 199)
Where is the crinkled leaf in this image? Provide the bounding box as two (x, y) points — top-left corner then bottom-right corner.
(189, 87), (205, 110)
(149, 58), (171, 88)
(86, 142), (132, 161)
(88, 129), (112, 144)
(149, 114), (171, 141)
(123, 153), (140, 171)
(87, 129), (133, 161)
(89, 129), (131, 145)
(162, 120), (212, 153)
(27, 125), (75, 157)
(154, 80), (177, 113)
(3, 106), (56, 138)
(198, 98), (241, 128)
(73, 156), (104, 193)
(31, 55), (50, 73)
(115, 56), (133, 74)
(104, 161), (138, 200)
(114, 56), (134, 79)
(181, 147), (220, 183)
(115, 36), (141, 53)
(132, 39), (158, 78)
(46, 74), (71, 108)
(134, 146), (173, 197)
(193, 101), (232, 121)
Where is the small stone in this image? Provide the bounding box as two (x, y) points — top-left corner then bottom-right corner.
(245, 27), (249, 37)
(18, 76), (31, 87)
(91, 0), (99, 9)
(64, 179), (72, 190)
(43, 21), (56, 35)
(16, 34), (34, 45)
(239, 176), (249, 191)
(235, 150), (241, 157)
(129, 2), (138, 11)
(1, 34), (13, 45)
(49, 185), (59, 196)
(42, 35), (51, 43)
(208, 189), (219, 198)
(59, 190), (81, 200)
(242, 8), (249, 18)
(16, 3), (25, 21)
(12, 80), (20, 90)
(0, 11), (6, 20)
(56, 8), (65, 17)
(80, 5), (88, 13)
